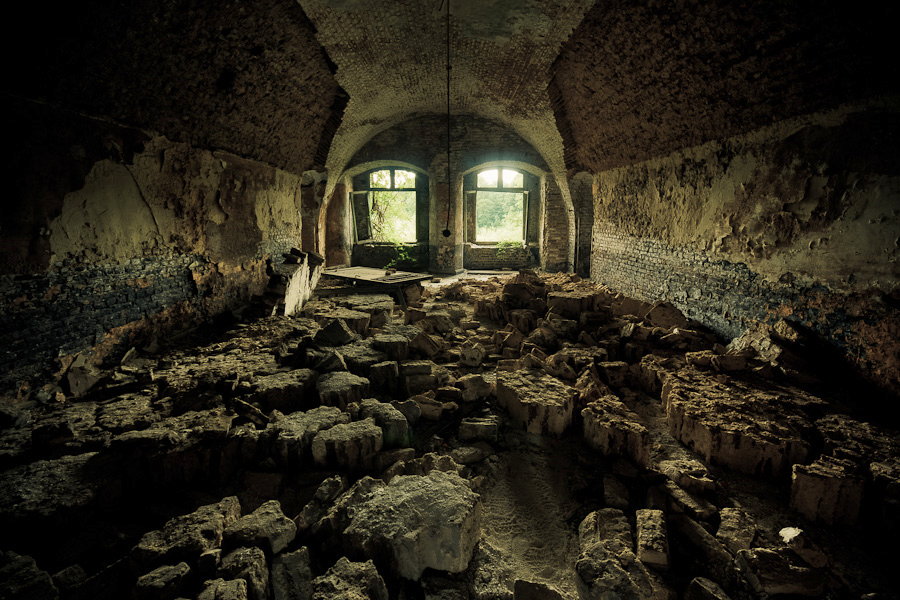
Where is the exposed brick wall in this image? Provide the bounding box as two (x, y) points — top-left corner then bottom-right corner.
(590, 103), (900, 395)
(592, 223), (900, 395)
(551, 0), (900, 172)
(0, 257), (199, 387)
(570, 172), (594, 277)
(464, 245), (536, 270)
(541, 177), (569, 272)
(8, 0), (344, 172)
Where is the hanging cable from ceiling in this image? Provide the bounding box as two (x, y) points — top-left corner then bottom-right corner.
(440, 0), (452, 237)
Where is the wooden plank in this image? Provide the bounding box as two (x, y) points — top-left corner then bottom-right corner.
(323, 266), (431, 285)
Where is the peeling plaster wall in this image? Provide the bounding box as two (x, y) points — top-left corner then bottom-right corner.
(591, 102), (900, 394)
(1, 101), (306, 389)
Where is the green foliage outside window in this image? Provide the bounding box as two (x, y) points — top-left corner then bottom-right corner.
(475, 191), (524, 242)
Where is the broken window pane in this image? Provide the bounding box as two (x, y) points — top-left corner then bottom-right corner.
(477, 168), (499, 188)
(475, 191), (524, 242)
(370, 190), (417, 242)
(393, 169), (416, 189)
(502, 169), (524, 188)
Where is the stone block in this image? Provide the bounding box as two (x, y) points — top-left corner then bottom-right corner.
(495, 371), (575, 436)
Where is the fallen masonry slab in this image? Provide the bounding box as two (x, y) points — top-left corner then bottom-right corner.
(582, 395), (650, 468)
(341, 470), (481, 580)
(495, 370), (576, 436)
(636, 509), (669, 569)
(790, 455), (865, 525)
(316, 372), (369, 410)
(312, 557), (388, 600)
(224, 500), (296, 555)
(311, 418), (383, 469)
(251, 369), (318, 413)
(133, 496), (241, 566)
(662, 367), (826, 477)
(268, 406), (350, 467)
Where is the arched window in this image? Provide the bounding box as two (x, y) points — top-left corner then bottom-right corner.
(472, 168), (526, 242)
(352, 168), (418, 243)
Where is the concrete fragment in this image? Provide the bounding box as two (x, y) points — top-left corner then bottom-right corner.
(0, 551), (59, 600)
(735, 547), (825, 597)
(684, 577), (732, 600)
(459, 416), (499, 442)
(198, 578), (249, 600)
(218, 547), (269, 600)
(135, 562), (191, 600)
(359, 399), (410, 447)
(251, 370), (317, 413)
(268, 407), (349, 467)
(341, 470), (481, 580)
(790, 456), (865, 525)
(270, 547), (312, 600)
(224, 500), (296, 555)
(459, 341), (487, 367)
(314, 318), (358, 346)
(315, 372), (369, 410)
(311, 418), (383, 469)
(496, 371), (575, 436)
(636, 509), (669, 569)
(311, 558), (387, 600)
(582, 395), (650, 467)
(716, 508), (757, 555)
(134, 497), (241, 566)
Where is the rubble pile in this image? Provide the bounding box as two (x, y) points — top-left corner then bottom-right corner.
(0, 270), (897, 599)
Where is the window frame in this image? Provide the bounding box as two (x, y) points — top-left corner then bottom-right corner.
(470, 168), (528, 244)
(352, 168), (419, 244)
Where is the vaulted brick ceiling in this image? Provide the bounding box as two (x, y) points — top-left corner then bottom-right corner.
(296, 0), (595, 178)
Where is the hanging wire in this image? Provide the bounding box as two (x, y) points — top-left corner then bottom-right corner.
(441, 0), (452, 237)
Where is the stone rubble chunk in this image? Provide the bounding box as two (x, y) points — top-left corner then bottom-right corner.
(314, 318), (359, 347)
(416, 310), (455, 335)
(268, 407), (349, 467)
(0, 551), (59, 600)
(409, 331), (446, 358)
(459, 416), (500, 442)
(576, 510), (672, 600)
(582, 395), (650, 468)
(134, 497), (242, 566)
(390, 399), (421, 424)
(96, 394), (159, 433)
(359, 399), (410, 447)
(335, 339), (389, 374)
(341, 470), (481, 580)
(456, 373), (494, 402)
(311, 557), (388, 600)
(579, 508), (632, 549)
(334, 294), (394, 328)
(547, 290), (601, 318)
(684, 577), (732, 600)
(135, 561), (191, 600)
(218, 547), (269, 600)
(270, 547), (313, 600)
(656, 458), (715, 494)
(778, 527), (828, 568)
(670, 515), (733, 586)
(371, 333), (409, 361)
(597, 361), (631, 388)
(315, 372), (369, 410)
(635, 509), (669, 570)
(716, 508), (757, 555)
(295, 475), (349, 534)
(790, 455), (865, 525)
(662, 480), (717, 521)
(643, 301), (689, 329)
(311, 418), (383, 469)
(250, 370), (318, 413)
(459, 341), (487, 367)
(198, 578), (249, 600)
(312, 349), (347, 373)
(224, 500), (297, 555)
(368, 361), (399, 392)
(495, 371), (575, 436)
(735, 547), (825, 597)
